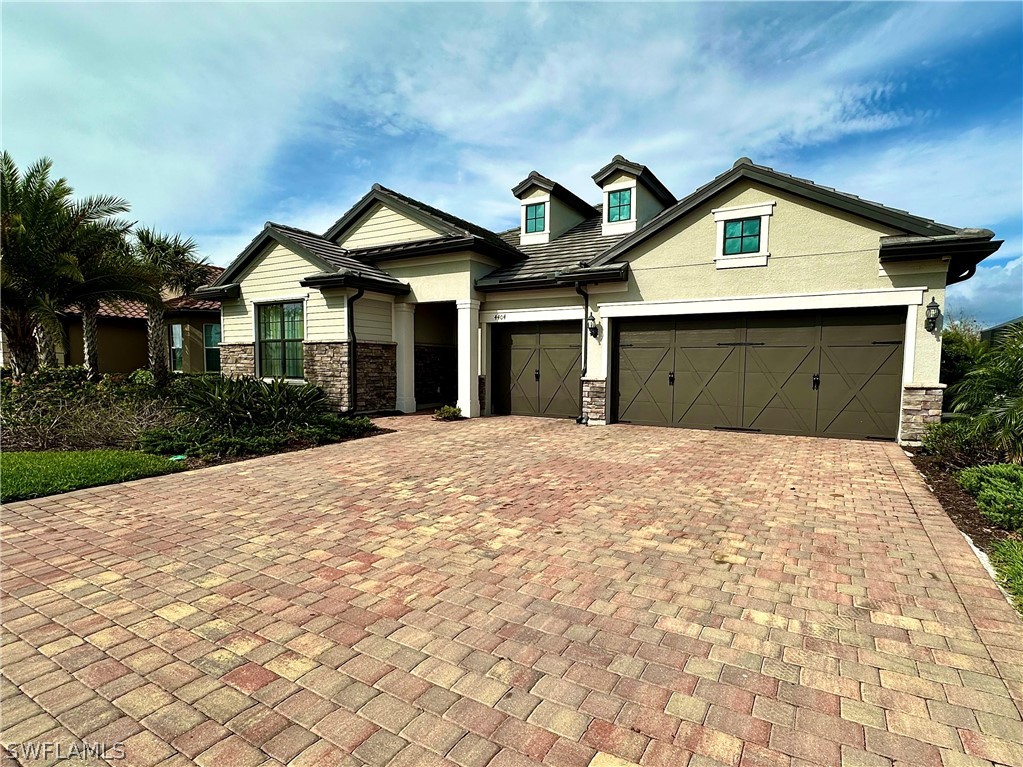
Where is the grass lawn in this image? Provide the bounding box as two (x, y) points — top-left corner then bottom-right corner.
(1, 450), (185, 503)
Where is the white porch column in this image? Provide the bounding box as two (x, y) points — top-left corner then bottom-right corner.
(456, 299), (480, 417)
(394, 303), (416, 413)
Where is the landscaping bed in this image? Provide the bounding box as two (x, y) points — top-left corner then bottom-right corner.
(2, 366), (382, 503)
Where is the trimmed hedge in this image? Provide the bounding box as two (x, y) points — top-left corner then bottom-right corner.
(957, 464), (1023, 532)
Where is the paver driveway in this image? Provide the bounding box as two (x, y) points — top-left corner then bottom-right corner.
(2, 416), (1021, 767)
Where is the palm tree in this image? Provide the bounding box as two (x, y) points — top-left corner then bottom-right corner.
(950, 323), (1023, 462)
(64, 225), (159, 379)
(131, 228), (209, 385)
(0, 152), (129, 375)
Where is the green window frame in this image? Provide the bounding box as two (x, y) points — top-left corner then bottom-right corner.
(525, 202), (545, 233)
(203, 323), (222, 373)
(258, 302), (304, 379)
(168, 324), (184, 372)
(607, 188), (632, 222)
(723, 217), (761, 255)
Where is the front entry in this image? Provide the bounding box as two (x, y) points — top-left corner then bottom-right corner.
(492, 321), (582, 418)
(613, 308), (905, 439)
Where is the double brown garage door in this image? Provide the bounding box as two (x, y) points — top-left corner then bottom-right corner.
(613, 309), (905, 439)
(492, 321), (581, 418)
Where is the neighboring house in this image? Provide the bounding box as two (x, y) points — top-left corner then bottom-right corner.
(197, 156), (1001, 443)
(59, 266), (225, 375)
(980, 316), (1022, 345)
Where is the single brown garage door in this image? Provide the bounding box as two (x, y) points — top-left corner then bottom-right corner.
(492, 321), (582, 418)
(613, 309), (905, 439)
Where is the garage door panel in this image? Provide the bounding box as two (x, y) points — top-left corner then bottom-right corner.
(743, 344), (819, 434)
(539, 344), (582, 419)
(817, 342), (903, 438)
(617, 345), (673, 425)
(672, 346), (741, 429)
(492, 322), (581, 418)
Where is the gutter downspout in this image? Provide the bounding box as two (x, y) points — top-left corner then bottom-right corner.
(575, 284), (589, 424)
(346, 287), (365, 414)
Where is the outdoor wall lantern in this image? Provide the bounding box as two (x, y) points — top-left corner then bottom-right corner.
(587, 313), (600, 338)
(924, 298), (941, 332)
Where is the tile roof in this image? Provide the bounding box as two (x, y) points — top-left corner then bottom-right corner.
(164, 295), (221, 312)
(485, 210), (625, 283)
(266, 223), (407, 288)
(371, 185), (520, 256)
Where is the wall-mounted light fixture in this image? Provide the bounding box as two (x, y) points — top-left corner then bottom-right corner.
(587, 313), (599, 338)
(924, 298), (941, 332)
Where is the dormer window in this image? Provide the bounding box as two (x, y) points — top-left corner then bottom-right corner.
(608, 189), (632, 223)
(525, 203), (546, 234)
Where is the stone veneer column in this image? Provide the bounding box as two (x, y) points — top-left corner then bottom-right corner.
(581, 377), (607, 425)
(456, 300), (480, 417)
(393, 304), (416, 413)
(303, 342), (350, 409)
(220, 344), (255, 377)
(355, 342), (397, 412)
(900, 384), (945, 444)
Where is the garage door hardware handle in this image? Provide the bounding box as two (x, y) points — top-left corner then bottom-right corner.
(668, 371), (675, 386)
(871, 340), (902, 345)
(534, 369), (540, 381)
(716, 342), (766, 346)
(812, 373), (820, 391)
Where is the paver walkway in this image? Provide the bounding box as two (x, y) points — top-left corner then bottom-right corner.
(2, 415), (1021, 767)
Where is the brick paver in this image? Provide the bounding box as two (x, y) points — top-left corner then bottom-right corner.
(2, 415), (1021, 767)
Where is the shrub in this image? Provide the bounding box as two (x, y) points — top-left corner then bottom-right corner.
(989, 539), (1023, 615)
(920, 419), (1005, 470)
(433, 405), (463, 421)
(172, 375), (332, 434)
(949, 323), (1023, 462)
(1, 366), (172, 451)
(0, 450), (184, 502)
(941, 319), (988, 394)
(957, 464), (1023, 532)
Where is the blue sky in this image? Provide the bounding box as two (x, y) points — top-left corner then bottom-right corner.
(4, 2), (1021, 325)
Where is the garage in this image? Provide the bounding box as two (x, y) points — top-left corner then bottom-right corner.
(492, 321), (582, 418)
(613, 308), (905, 439)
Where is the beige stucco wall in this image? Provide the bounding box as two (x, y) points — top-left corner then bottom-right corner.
(383, 252), (499, 303)
(65, 318), (148, 374)
(337, 203), (441, 249)
(221, 243), (347, 344)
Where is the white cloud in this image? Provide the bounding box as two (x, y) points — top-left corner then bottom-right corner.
(947, 256), (1023, 327)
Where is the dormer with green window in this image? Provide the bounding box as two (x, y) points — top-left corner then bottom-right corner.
(712, 201), (775, 268)
(512, 171), (597, 245)
(592, 155), (676, 236)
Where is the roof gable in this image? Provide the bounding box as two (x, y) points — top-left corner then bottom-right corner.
(591, 158), (959, 266)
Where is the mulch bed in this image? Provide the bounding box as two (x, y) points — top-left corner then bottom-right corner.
(911, 453), (1019, 552)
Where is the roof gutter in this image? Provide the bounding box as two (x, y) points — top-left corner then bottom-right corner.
(475, 263), (630, 293)
(193, 283), (241, 300)
(879, 230), (1003, 286)
(300, 271), (411, 296)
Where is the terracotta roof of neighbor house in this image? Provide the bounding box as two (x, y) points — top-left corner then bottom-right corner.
(65, 264), (225, 320)
(164, 295), (221, 312)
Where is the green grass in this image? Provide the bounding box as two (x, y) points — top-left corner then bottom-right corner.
(989, 539), (1023, 616)
(1, 450), (185, 503)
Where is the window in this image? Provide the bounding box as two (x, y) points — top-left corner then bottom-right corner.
(525, 202), (545, 233)
(723, 217), (761, 255)
(203, 323), (221, 373)
(168, 324), (184, 372)
(608, 189), (632, 222)
(258, 302), (304, 379)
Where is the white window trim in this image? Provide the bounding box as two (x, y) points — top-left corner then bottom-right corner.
(712, 201), (775, 269)
(168, 323), (184, 373)
(602, 180), (637, 236)
(252, 297), (308, 382)
(597, 286), (927, 318)
(520, 194), (551, 245)
(202, 322), (221, 373)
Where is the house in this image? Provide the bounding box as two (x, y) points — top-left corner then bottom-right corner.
(197, 157), (1001, 443)
(980, 316), (1022, 345)
(59, 266), (224, 375)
